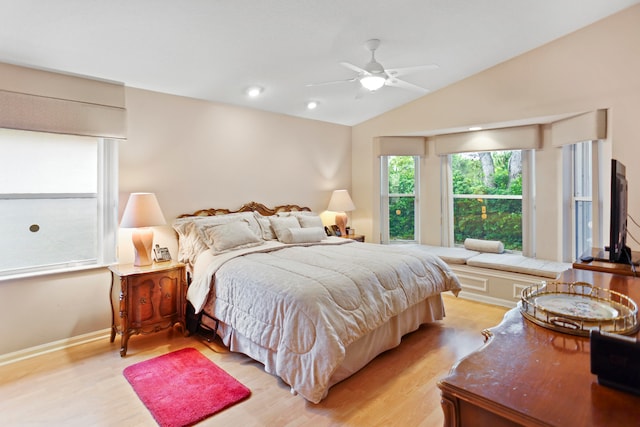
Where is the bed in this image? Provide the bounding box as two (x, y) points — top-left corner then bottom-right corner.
(174, 202), (462, 403)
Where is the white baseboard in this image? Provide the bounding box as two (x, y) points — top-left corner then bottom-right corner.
(0, 328), (111, 367)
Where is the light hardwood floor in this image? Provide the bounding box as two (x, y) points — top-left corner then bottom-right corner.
(0, 295), (508, 427)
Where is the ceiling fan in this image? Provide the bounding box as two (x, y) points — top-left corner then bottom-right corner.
(308, 39), (438, 93)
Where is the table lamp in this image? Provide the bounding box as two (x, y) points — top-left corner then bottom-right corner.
(120, 192), (166, 266)
(327, 189), (356, 237)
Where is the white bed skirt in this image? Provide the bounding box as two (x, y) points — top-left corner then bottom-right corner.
(203, 294), (446, 401)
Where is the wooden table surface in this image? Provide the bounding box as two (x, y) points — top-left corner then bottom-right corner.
(438, 269), (640, 427)
(573, 248), (640, 277)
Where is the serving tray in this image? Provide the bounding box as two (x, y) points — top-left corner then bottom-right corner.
(519, 281), (639, 336)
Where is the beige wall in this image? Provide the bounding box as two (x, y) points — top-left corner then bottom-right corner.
(351, 4), (640, 261)
(0, 88), (350, 357)
(118, 88), (351, 262)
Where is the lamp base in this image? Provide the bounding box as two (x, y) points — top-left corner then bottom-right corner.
(335, 212), (348, 237)
(131, 228), (154, 266)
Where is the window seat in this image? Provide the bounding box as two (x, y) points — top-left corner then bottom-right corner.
(415, 245), (572, 307)
(415, 245), (480, 265)
(466, 253), (570, 279)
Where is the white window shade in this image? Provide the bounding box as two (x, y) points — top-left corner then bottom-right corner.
(433, 125), (540, 155)
(0, 62), (126, 139)
(550, 110), (607, 147)
(374, 136), (426, 157)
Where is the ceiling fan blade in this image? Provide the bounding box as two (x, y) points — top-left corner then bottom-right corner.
(306, 77), (357, 87)
(385, 64), (439, 77)
(386, 77), (430, 93)
(340, 61), (368, 75)
(354, 85), (371, 100)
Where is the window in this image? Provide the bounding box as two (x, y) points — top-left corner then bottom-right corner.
(562, 140), (600, 261)
(0, 128), (118, 277)
(572, 142), (593, 259)
(380, 156), (419, 243)
(449, 150), (523, 251)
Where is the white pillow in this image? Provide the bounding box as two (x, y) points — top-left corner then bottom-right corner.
(297, 215), (323, 228)
(172, 220), (209, 265)
(279, 227), (326, 244)
(192, 212), (261, 237)
(198, 220), (263, 254)
(254, 212), (276, 240)
(463, 238), (505, 254)
(173, 212), (261, 263)
(276, 211), (315, 217)
(269, 215), (301, 242)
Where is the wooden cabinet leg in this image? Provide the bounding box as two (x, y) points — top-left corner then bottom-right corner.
(120, 332), (130, 357)
(440, 393), (459, 427)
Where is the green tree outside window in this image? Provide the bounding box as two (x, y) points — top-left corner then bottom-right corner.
(452, 151), (523, 251)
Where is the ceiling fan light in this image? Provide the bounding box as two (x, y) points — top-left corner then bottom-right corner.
(360, 75), (386, 91)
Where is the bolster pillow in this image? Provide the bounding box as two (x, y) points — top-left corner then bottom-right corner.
(463, 238), (505, 254)
(280, 227), (326, 244)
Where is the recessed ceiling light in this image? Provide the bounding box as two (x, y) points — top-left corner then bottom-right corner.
(468, 126), (483, 131)
(246, 86), (263, 97)
(307, 101), (318, 110)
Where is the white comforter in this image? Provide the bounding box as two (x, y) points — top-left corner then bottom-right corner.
(189, 240), (461, 403)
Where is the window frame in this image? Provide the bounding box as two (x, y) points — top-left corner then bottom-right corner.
(380, 155), (420, 244)
(442, 149), (534, 255)
(0, 131), (118, 279)
(562, 140), (602, 262)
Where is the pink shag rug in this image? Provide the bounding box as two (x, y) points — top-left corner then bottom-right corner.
(123, 347), (251, 427)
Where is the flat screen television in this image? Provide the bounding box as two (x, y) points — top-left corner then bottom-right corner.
(608, 159), (632, 264)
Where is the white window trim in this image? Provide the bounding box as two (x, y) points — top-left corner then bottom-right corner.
(380, 155), (420, 244)
(442, 150), (533, 254)
(441, 156), (453, 246)
(521, 150), (534, 257)
(562, 140), (602, 262)
(0, 136), (118, 279)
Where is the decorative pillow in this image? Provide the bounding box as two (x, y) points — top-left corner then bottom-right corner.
(172, 220), (209, 265)
(269, 215), (301, 242)
(297, 214), (323, 228)
(254, 212), (276, 240)
(463, 238), (505, 254)
(277, 211), (315, 217)
(198, 220), (263, 254)
(279, 227), (326, 244)
(173, 212), (263, 264)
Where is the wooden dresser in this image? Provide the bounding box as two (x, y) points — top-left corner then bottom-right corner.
(438, 268), (640, 427)
(109, 261), (187, 356)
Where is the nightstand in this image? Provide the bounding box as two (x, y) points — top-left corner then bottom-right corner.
(109, 261), (187, 356)
(342, 234), (365, 242)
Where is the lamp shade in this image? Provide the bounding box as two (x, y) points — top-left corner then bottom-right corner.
(327, 190), (356, 212)
(120, 193), (166, 228)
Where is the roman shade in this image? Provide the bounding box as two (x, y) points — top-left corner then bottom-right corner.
(433, 125), (540, 155)
(550, 109), (607, 147)
(0, 62), (126, 139)
(374, 136), (426, 156)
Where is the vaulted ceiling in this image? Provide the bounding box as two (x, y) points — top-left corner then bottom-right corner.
(1, 0), (638, 126)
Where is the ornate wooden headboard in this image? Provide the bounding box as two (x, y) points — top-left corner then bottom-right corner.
(177, 201), (312, 218)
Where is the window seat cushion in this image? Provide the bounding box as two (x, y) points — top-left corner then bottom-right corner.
(465, 253), (571, 279)
(414, 245), (481, 265)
